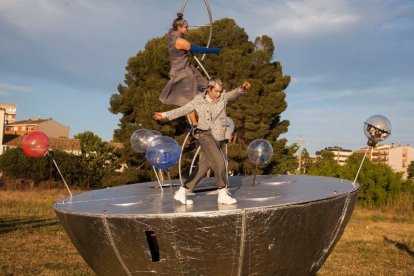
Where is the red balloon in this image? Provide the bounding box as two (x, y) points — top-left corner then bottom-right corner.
(22, 131), (50, 158)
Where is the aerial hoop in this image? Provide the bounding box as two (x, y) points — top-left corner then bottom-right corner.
(177, 0), (230, 188)
(180, 0), (213, 79)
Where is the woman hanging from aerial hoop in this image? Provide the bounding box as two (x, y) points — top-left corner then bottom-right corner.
(159, 12), (220, 127)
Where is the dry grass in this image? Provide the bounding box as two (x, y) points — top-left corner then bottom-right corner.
(318, 206), (414, 275)
(1, 189), (413, 275)
(0, 189), (93, 275)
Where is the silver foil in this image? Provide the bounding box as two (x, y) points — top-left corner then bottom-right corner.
(54, 175), (359, 275)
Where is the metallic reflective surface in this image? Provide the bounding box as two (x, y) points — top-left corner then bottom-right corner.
(363, 115), (392, 145)
(130, 129), (161, 153)
(54, 175), (359, 275)
(247, 139), (273, 165)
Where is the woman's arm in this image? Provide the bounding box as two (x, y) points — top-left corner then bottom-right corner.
(175, 37), (220, 54)
(175, 37), (191, 51)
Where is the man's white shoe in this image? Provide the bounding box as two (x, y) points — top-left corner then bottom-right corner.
(217, 188), (237, 205)
(174, 187), (193, 205)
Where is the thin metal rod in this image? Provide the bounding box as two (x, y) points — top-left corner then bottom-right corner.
(225, 144), (229, 186)
(189, 146), (201, 175)
(353, 146), (370, 188)
(180, 0), (213, 56)
(180, 0), (213, 79)
(152, 166), (164, 191)
(251, 164), (259, 189)
(219, 143), (229, 188)
(51, 158), (73, 197)
(193, 56), (211, 80)
(178, 129), (193, 187)
(201, 0), (213, 59)
(167, 171), (176, 213)
(179, 0), (189, 14)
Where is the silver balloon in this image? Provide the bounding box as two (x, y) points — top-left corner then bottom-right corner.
(143, 130), (161, 147)
(130, 129), (161, 153)
(247, 139), (273, 165)
(363, 115), (391, 146)
(225, 117), (235, 140)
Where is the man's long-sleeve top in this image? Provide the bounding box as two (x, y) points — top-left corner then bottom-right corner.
(165, 87), (245, 141)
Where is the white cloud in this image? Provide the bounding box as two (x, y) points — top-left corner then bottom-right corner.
(0, 82), (31, 96)
(0, 0), (164, 90)
(276, 1), (357, 34)
(0, 0), (135, 41)
(237, 0), (360, 37)
(0, 0), (66, 35)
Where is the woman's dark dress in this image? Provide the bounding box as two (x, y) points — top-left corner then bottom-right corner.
(159, 31), (208, 106)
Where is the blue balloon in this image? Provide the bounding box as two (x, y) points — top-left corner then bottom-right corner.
(146, 136), (181, 170)
(247, 139), (273, 165)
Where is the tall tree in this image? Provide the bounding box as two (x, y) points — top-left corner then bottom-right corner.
(299, 148), (312, 174)
(340, 153), (408, 205)
(110, 18), (291, 179)
(74, 131), (120, 188)
(307, 150), (342, 178)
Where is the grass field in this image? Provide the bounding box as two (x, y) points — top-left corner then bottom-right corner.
(0, 189), (413, 275)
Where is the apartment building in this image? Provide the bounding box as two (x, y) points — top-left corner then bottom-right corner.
(0, 109), (5, 154)
(0, 103), (17, 124)
(316, 146), (353, 166)
(0, 104), (78, 155)
(5, 117), (70, 138)
(355, 144), (414, 179)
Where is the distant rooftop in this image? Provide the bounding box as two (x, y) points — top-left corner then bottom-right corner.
(8, 117), (53, 125)
(3, 135), (81, 153)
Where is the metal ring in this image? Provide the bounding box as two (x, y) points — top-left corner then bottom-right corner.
(180, 0), (213, 57)
(180, 0), (213, 79)
(177, 0), (216, 187)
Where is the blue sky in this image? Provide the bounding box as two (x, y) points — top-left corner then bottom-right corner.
(1, 0), (413, 154)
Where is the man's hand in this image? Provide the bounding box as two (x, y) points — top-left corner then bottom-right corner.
(153, 112), (164, 120)
(240, 81), (251, 92)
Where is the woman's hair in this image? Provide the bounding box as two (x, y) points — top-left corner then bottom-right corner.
(171, 13), (187, 31)
(207, 77), (222, 88)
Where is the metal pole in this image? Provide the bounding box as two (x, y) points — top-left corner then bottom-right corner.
(152, 166), (163, 191)
(178, 129), (193, 187)
(51, 158), (73, 197)
(189, 146), (201, 175)
(180, 0), (213, 79)
(167, 171), (176, 213)
(179, 0), (189, 14)
(251, 164), (259, 189)
(353, 146), (370, 188)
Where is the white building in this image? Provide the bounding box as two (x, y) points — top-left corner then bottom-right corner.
(356, 144), (414, 179)
(0, 109), (5, 155)
(0, 103), (17, 124)
(316, 146), (353, 166)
